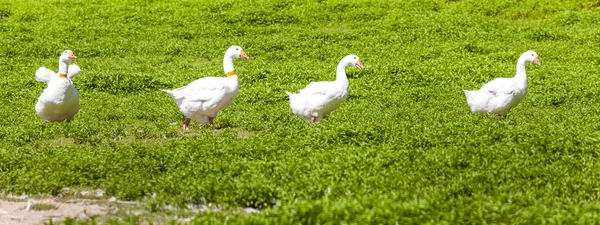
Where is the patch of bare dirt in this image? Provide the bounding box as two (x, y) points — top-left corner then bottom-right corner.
(0, 198), (109, 225)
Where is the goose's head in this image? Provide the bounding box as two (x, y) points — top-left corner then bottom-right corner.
(522, 50), (541, 66)
(60, 50), (77, 62)
(226, 46), (249, 60)
(344, 54), (364, 70)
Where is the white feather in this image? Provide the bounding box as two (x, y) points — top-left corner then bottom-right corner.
(68, 64), (81, 79)
(35, 67), (55, 83)
(162, 77), (238, 124)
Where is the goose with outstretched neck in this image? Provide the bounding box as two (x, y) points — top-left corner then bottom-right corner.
(286, 54), (364, 123)
(163, 46), (248, 130)
(464, 50), (541, 117)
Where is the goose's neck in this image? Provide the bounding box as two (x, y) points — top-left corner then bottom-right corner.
(335, 60), (349, 84)
(513, 58), (529, 89)
(223, 56), (235, 76)
(58, 60), (68, 75)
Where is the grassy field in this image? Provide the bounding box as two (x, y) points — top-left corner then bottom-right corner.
(1, 0), (600, 224)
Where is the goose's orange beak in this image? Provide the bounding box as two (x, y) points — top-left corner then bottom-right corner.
(533, 57), (541, 66)
(355, 60), (364, 70)
(239, 50), (249, 59)
(68, 52), (77, 60)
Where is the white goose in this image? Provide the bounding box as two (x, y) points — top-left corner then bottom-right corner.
(464, 50), (541, 116)
(35, 50), (81, 122)
(286, 54), (364, 123)
(163, 46), (248, 130)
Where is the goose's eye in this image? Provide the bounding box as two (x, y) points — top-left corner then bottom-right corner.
(531, 54), (534, 56)
(236, 48), (239, 51)
(354, 57), (357, 59)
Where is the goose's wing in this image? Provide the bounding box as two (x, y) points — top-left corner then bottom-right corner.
(298, 81), (335, 95)
(68, 64), (81, 79)
(480, 78), (516, 96)
(35, 67), (56, 83)
(177, 77), (228, 102)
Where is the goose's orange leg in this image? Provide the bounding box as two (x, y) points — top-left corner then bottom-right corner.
(183, 118), (191, 130)
(209, 117), (215, 128)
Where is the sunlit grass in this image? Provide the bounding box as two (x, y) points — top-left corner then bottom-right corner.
(1, 0), (600, 224)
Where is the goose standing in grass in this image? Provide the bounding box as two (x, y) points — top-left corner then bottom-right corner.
(464, 50), (541, 117)
(163, 46), (248, 130)
(286, 54), (364, 123)
(35, 50), (81, 122)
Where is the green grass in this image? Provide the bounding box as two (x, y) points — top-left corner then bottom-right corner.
(30, 203), (59, 211)
(2, 0), (600, 224)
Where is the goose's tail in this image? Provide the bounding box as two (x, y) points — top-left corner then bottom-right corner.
(285, 91), (294, 105)
(464, 90), (487, 113)
(161, 89), (174, 95)
(285, 91), (302, 113)
(161, 89), (183, 106)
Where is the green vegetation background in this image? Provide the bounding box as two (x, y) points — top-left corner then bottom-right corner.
(1, 0), (600, 224)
